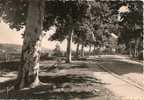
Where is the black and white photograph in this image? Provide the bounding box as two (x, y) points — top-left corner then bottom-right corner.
(0, 0), (143, 99)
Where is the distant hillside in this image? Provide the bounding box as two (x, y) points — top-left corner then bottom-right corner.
(0, 43), (22, 53)
(0, 43), (51, 54)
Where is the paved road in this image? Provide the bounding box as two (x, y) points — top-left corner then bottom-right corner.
(89, 55), (144, 100)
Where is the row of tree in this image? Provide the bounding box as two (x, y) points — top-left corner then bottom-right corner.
(0, 0), (143, 89)
(117, 1), (143, 58)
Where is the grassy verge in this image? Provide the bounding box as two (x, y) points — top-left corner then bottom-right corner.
(0, 60), (119, 100)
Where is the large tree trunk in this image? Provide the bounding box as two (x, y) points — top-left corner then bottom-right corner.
(66, 29), (73, 63)
(76, 42), (80, 58)
(89, 44), (92, 56)
(15, 0), (45, 89)
(134, 38), (139, 57)
(81, 44), (84, 57)
(129, 43), (132, 57)
(93, 45), (96, 55)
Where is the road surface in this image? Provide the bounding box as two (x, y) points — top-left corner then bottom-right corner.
(89, 55), (144, 100)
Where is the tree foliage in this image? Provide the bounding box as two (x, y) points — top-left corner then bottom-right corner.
(0, 0), (28, 30)
(47, 1), (93, 42)
(118, 1), (143, 43)
(0, 0), (142, 56)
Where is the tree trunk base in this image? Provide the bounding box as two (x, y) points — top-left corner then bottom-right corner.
(29, 77), (40, 88)
(14, 80), (50, 90)
(29, 81), (49, 88)
(15, 80), (40, 90)
(65, 60), (71, 63)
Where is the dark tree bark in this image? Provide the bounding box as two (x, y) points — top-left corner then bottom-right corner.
(15, 0), (45, 89)
(81, 44), (84, 57)
(93, 45), (96, 55)
(66, 29), (73, 63)
(89, 44), (92, 56)
(76, 42), (80, 57)
(129, 42), (133, 57)
(134, 38), (140, 57)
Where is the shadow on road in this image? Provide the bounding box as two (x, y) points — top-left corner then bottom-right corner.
(99, 59), (143, 75)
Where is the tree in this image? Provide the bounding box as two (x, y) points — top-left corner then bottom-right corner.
(16, 0), (45, 89)
(115, 1), (143, 57)
(0, 0), (95, 89)
(48, 1), (93, 63)
(88, 1), (117, 55)
(73, 19), (95, 57)
(53, 43), (62, 57)
(0, 0), (46, 89)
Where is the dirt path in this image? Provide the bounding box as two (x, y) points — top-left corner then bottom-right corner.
(88, 55), (144, 100)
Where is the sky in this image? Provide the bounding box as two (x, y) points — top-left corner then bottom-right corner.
(0, 21), (76, 51)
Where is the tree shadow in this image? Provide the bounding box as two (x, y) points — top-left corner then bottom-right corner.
(76, 56), (143, 75)
(0, 74), (102, 99)
(0, 79), (16, 90)
(99, 59), (143, 75)
(41, 64), (88, 73)
(4, 85), (99, 99)
(39, 74), (102, 85)
(40, 62), (97, 73)
(0, 61), (20, 72)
